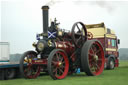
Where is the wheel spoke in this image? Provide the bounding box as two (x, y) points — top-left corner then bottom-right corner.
(91, 65), (96, 72)
(89, 58), (93, 62)
(62, 61), (65, 64)
(58, 68), (64, 74)
(56, 53), (59, 61)
(60, 57), (64, 62)
(93, 65), (97, 71)
(60, 65), (65, 69)
(98, 59), (102, 61)
(76, 36), (82, 44)
(52, 61), (57, 65)
(89, 52), (95, 57)
(55, 69), (57, 75)
(76, 24), (81, 32)
(92, 59), (101, 72)
(96, 49), (101, 54)
(53, 67), (58, 73)
(58, 54), (63, 61)
(91, 61), (98, 72)
(95, 63), (100, 70)
(90, 47), (95, 55)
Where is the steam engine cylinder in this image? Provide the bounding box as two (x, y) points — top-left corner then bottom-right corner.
(55, 41), (75, 55)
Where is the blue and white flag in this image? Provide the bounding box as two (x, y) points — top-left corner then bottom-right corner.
(36, 34), (40, 40)
(48, 31), (57, 39)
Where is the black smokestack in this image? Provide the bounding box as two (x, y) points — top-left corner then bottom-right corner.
(41, 6), (49, 34)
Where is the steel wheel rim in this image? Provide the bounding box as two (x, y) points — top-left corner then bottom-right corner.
(88, 41), (105, 75)
(23, 53), (41, 78)
(51, 51), (69, 79)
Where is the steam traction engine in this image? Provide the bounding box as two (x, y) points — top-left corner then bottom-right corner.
(19, 6), (105, 80)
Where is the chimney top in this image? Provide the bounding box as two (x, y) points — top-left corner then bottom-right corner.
(42, 6), (49, 10)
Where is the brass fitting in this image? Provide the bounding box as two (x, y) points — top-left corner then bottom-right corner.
(32, 42), (36, 47)
(48, 40), (52, 47)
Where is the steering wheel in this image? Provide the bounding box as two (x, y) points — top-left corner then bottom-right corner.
(71, 22), (87, 48)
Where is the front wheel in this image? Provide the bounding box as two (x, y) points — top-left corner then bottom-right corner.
(106, 58), (115, 70)
(19, 51), (41, 79)
(48, 49), (69, 80)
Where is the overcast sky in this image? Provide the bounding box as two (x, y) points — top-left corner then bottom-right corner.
(1, 0), (128, 54)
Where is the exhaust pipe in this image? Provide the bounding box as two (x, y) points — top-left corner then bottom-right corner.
(41, 6), (49, 34)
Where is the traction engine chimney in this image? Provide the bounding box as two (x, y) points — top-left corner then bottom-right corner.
(41, 6), (49, 34)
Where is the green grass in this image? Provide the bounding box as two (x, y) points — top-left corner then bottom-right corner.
(0, 60), (128, 85)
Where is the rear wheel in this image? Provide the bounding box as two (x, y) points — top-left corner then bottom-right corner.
(81, 40), (105, 76)
(20, 51), (41, 79)
(48, 49), (69, 80)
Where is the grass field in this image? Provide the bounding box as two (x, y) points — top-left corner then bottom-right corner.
(0, 60), (128, 85)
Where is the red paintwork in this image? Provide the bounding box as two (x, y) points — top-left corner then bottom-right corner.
(91, 37), (119, 67)
(32, 59), (47, 65)
(55, 41), (78, 62)
(88, 41), (105, 75)
(55, 41), (75, 56)
(23, 52), (41, 79)
(51, 51), (69, 79)
(55, 38), (105, 75)
(25, 66), (41, 79)
(115, 58), (119, 67)
(70, 52), (77, 62)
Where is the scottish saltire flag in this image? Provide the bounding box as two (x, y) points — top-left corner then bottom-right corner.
(48, 31), (57, 38)
(36, 34), (40, 40)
